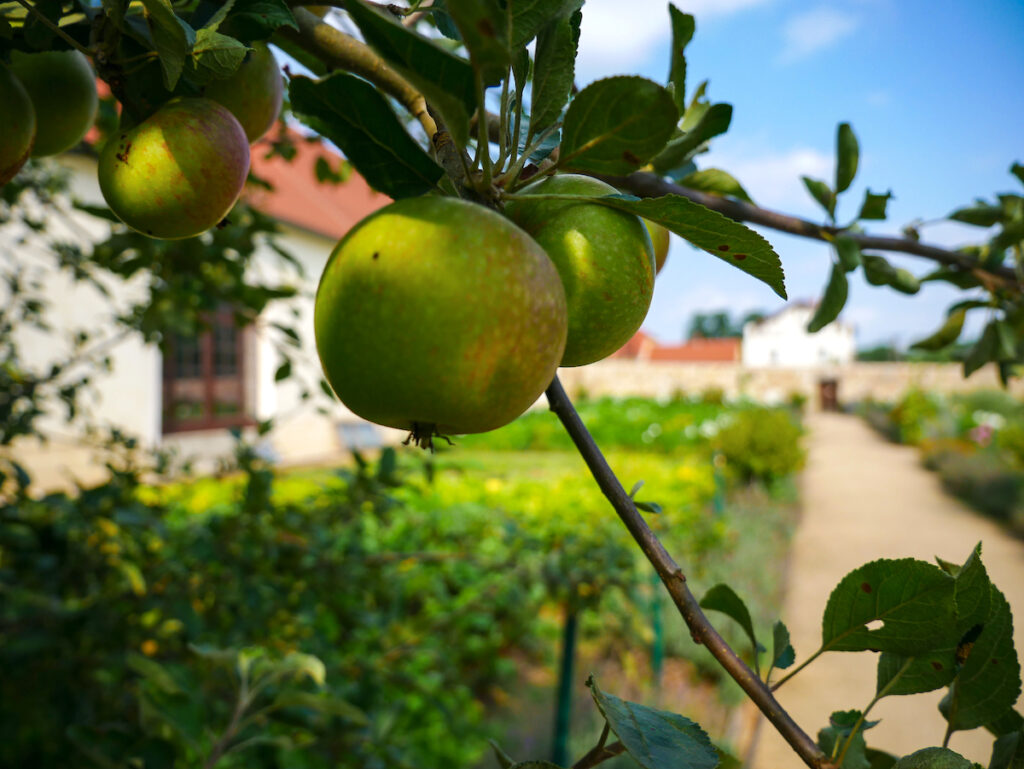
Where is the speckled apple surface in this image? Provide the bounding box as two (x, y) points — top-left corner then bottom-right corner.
(9, 50), (97, 157)
(98, 98), (250, 239)
(314, 197), (568, 436)
(645, 219), (671, 273)
(202, 42), (283, 143)
(505, 174), (655, 367)
(0, 65), (36, 184)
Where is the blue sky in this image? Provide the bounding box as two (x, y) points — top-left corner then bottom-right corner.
(569, 0), (1024, 346)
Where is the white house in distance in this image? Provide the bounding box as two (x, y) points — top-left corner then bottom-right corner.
(741, 302), (856, 368)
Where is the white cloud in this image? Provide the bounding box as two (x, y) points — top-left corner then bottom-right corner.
(574, 0), (773, 80)
(703, 145), (832, 211)
(778, 6), (859, 64)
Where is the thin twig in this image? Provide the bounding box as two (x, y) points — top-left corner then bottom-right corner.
(544, 376), (833, 769)
(598, 170), (1020, 285)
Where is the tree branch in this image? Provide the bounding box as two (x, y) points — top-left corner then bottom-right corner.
(544, 375), (833, 769)
(572, 740), (625, 769)
(280, 7), (437, 139)
(598, 170), (1019, 285)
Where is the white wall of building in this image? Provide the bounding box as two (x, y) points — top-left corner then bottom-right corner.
(6, 154), (390, 488)
(742, 304), (856, 368)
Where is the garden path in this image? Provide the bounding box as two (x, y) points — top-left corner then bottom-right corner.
(749, 411), (1024, 768)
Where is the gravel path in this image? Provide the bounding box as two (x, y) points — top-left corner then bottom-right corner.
(750, 412), (1024, 768)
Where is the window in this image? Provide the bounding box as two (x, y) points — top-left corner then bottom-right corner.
(162, 307), (250, 433)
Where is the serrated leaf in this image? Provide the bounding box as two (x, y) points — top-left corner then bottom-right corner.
(199, 0), (236, 32)
(858, 189), (892, 220)
(700, 584), (759, 660)
(865, 749), (899, 769)
(677, 168), (752, 203)
(877, 649), (957, 697)
(772, 620), (795, 670)
(910, 309), (966, 351)
(994, 320), (1018, 361)
(443, 0), (509, 84)
(503, 0), (583, 51)
(190, 28), (248, 81)
(276, 651), (327, 686)
(836, 122), (858, 194)
(965, 322), (999, 378)
(579, 194), (786, 298)
(989, 711), (1024, 739)
(802, 176), (835, 218)
(588, 677), (719, 769)
(289, 74), (443, 198)
(818, 711), (870, 769)
(940, 584), (1022, 732)
(140, 0), (196, 89)
(667, 5), (695, 115)
(807, 263), (849, 333)
(342, 0), (476, 146)
(949, 203), (1002, 228)
(224, 0), (297, 40)
(652, 103), (732, 175)
(559, 76), (678, 175)
(892, 748), (973, 769)
(953, 543), (991, 634)
(989, 730), (1024, 769)
(820, 558), (958, 655)
(530, 10), (580, 141)
(834, 236), (862, 271)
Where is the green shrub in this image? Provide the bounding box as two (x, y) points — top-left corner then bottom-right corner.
(999, 423), (1024, 468)
(930, 449), (1024, 530)
(889, 389), (942, 445)
(712, 409), (805, 486)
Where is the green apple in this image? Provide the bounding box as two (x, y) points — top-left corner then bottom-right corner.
(9, 50), (97, 157)
(314, 196), (568, 447)
(98, 98), (250, 240)
(0, 64), (36, 184)
(202, 42), (283, 143)
(504, 174), (655, 367)
(644, 219), (670, 274)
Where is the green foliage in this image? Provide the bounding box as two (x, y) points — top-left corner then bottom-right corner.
(712, 408), (805, 486)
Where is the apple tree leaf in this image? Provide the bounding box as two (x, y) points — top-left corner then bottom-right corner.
(342, 0), (476, 146)
(289, 74), (443, 199)
(876, 648), (957, 698)
(820, 558), (958, 655)
(140, 0), (196, 89)
(858, 189), (892, 220)
(989, 730), (1024, 769)
(529, 9), (580, 141)
(503, 0), (583, 51)
(581, 194), (786, 298)
(940, 584), (1021, 733)
(836, 122), (859, 194)
(443, 0), (509, 84)
(677, 168), (753, 203)
(699, 584), (759, 661)
(559, 76), (678, 175)
(772, 620), (796, 670)
(588, 676), (719, 769)
(667, 4), (695, 115)
(891, 748), (973, 769)
(223, 0), (297, 41)
(834, 235), (862, 271)
(807, 263), (848, 333)
(818, 711), (870, 769)
(651, 103), (732, 176)
(189, 28), (248, 82)
(802, 176), (835, 218)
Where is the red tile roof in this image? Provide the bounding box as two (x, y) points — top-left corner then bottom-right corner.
(245, 132), (390, 241)
(613, 332), (741, 362)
